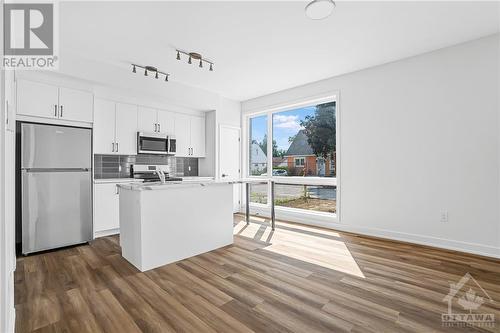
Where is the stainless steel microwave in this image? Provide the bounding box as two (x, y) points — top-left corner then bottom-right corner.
(137, 132), (176, 155)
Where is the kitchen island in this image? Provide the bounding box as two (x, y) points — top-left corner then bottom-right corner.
(117, 180), (234, 271)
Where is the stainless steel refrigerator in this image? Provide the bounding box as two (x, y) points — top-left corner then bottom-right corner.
(21, 123), (92, 254)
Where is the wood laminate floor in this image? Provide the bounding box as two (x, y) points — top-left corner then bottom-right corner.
(15, 214), (500, 333)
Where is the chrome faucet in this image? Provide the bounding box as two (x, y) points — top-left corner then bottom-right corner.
(155, 170), (166, 184)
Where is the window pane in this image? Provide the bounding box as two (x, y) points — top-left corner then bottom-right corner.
(249, 115), (268, 176)
(272, 101), (336, 177)
(274, 184), (336, 214)
(250, 183), (268, 204)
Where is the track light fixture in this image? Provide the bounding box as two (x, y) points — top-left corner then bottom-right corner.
(132, 64), (170, 83)
(176, 49), (214, 72)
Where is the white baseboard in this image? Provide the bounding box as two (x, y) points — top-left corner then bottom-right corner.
(240, 207), (500, 259)
(94, 228), (119, 239)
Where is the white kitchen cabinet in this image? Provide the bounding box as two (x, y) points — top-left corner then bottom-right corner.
(115, 103), (138, 155)
(190, 116), (206, 157)
(93, 98), (116, 154)
(93, 99), (137, 155)
(94, 183), (120, 235)
(137, 106), (158, 133)
(17, 79), (93, 123)
(157, 110), (175, 135)
(174, 114), (191, 157)
(17, 79), (59, 119)
(137, 107), (175, 135)
(174, 114), (205, 157)
(58, 87), (93, 123)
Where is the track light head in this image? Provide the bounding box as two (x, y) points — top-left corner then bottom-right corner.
(188, 56), (192, 64)
(209, 63), (213, 71)
(132, 65), (136, 73)
(144, 69), (148, 76)
(155, 71), (159, 79)
(199, 59), (203, 68)
(176, 51), (181, 60)
(165, 74), (169, 82)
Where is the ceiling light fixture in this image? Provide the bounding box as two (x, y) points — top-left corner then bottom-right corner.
(176, 49), (214, 72)
(132, 64), (170, 83)
(305, 0), (336, 20)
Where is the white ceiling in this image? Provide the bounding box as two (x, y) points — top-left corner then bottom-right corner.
(60, 1), (499, 101)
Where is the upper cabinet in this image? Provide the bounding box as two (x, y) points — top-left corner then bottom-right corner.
(17, 79), (93, 123)
(93, 98), (137, 155)
(174, 114), (206, 157)
(137, 107), (175, 135)
(137, 106), (158, 133)
(58, 87), (93, 123)
(17, 80), (59, 119)
(190, 116), (206, 157)
(157, 110), (175, 135)
(115, 103), (138, 155)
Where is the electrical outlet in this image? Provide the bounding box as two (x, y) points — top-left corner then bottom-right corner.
(440, 210), (448, 222)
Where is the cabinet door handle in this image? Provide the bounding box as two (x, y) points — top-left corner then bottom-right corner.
(54, 105), (58, 117)
(116, 142), (119, 152)
(154, 123), (157, 132)
(112, 142), (115, 152)
(158, 123), (161, 132)
(60, 105), (63, 118)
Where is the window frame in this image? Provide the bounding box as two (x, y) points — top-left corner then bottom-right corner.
(243, 93), (341, 221)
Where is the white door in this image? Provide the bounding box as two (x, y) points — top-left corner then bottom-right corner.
(137, 106), (158, 133)
(17, 80), (59, 119)
(94, 183), (120, 234)
(58, 87), (93, 123)
(115, 103), (138, 155)
(175, 114), (191, 157)
(190, 116), (206, 157)
(157, 110), (175, 134)
(219, 125), (241, 212)
(93, 98), (116, 154)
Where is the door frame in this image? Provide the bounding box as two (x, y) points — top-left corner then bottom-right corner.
(218, 124), (241, 212)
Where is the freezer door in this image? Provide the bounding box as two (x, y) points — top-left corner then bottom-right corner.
(22, 170), (92, 254)
(21, 123), (91, 169)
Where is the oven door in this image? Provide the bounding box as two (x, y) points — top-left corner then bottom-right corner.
(137, 133), (169, 154)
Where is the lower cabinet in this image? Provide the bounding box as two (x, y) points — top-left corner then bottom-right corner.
(93, 183), (120, 236)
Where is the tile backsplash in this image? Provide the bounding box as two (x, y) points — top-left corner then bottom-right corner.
(94, 154), (199, 179)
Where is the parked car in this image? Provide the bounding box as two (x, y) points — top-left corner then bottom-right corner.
(273, 169), (288, 176)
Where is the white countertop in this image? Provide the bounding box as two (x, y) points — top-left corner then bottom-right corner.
(117, 178), (267, 191)
(94, 178), (143, 184)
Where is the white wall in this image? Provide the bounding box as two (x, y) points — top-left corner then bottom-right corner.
(242, 35), (500, 258)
